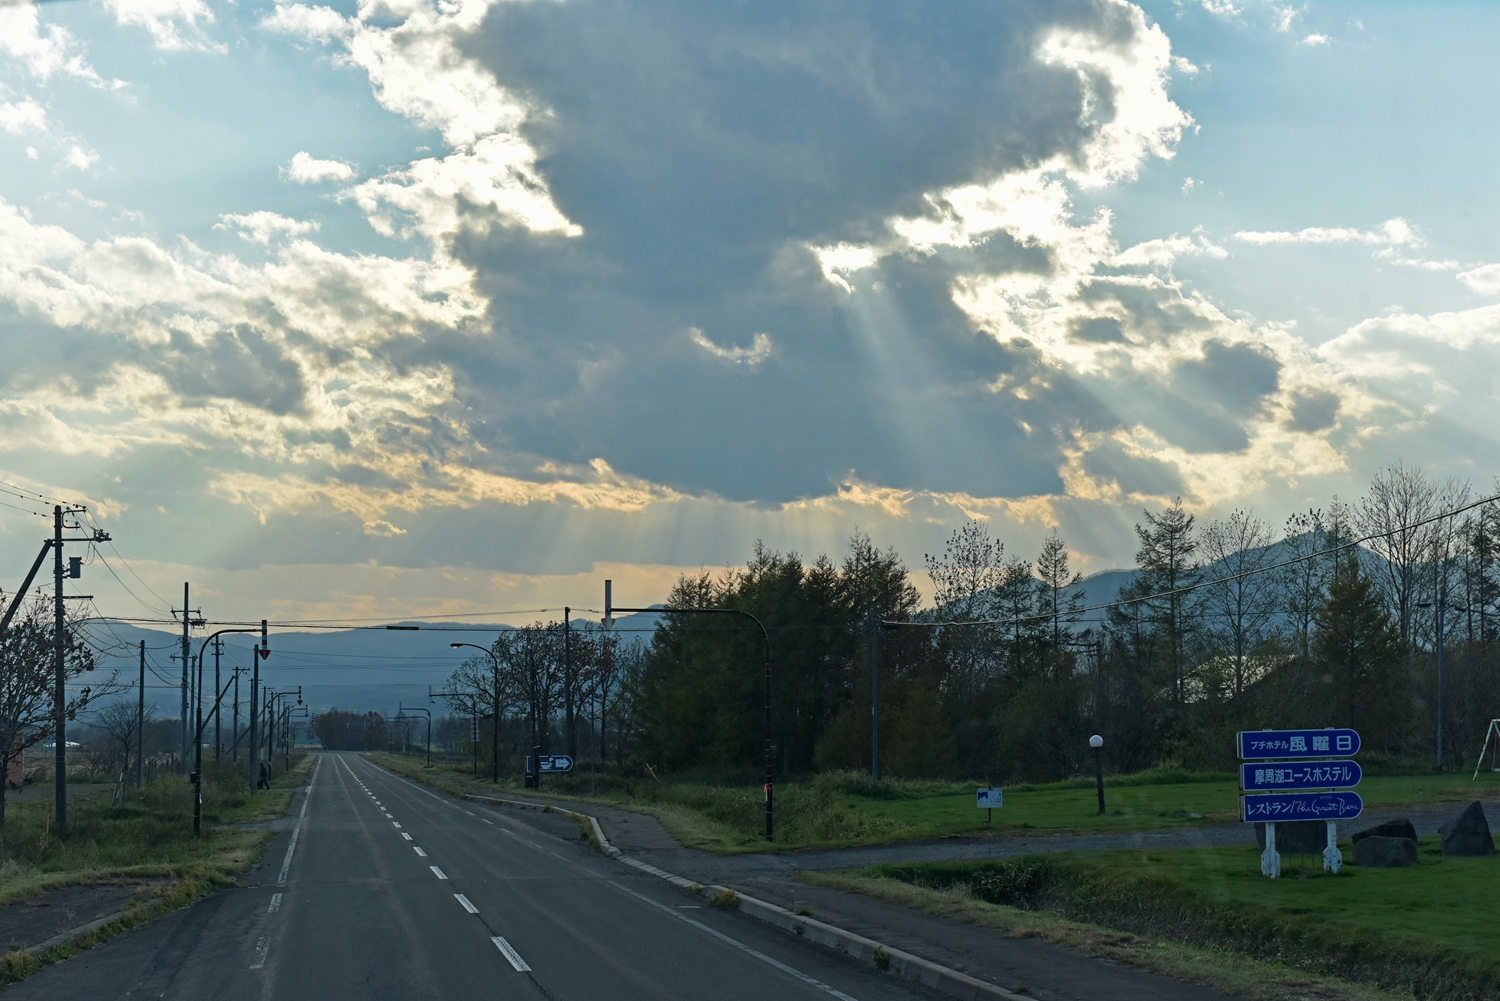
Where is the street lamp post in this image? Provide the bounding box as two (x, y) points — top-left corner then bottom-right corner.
(1089, 734), (1105, 815)
(605, 580), (776, 841)
(1419, 590), (1468, 770)
(451, 643), (501, 783)
(399, 704), (432, 766)
(193, 626), (262, 835)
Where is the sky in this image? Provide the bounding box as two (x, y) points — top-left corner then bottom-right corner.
(1, 0), (1498, 629)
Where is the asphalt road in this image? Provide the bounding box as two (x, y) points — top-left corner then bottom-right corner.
(11, 753), (937, 1001)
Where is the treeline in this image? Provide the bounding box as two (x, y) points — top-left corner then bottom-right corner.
(438, 462), (1500, 782)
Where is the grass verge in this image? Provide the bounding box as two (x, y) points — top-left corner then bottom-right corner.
(810, 837), (1500, 1001)
(0, 753), (312, 984)
(366, 752), (1500, 854)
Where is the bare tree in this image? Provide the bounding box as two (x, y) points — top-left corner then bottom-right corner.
(1357, 462), (1467, 643)
(1201, 509), (1279, 697)
(1279, 508), (1337, 658)
(0, 593), (98, 825)
(91, 698), (155, 776)
(1034, 531), (1084, 651)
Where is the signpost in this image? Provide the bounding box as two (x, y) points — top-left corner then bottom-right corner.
(977, 786), (1002, 825)
(528, 754), (574, 774)
(1238, 727), (1361, 878)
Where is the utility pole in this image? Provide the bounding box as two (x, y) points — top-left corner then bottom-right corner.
(870, 604), (879, 783)
(179, 584), (188, 771)
(232, 666), (243, 763)
(53, 506), (65, 831)
(564, 608), (574, 759)
(137, 640), (145, 789)
(213, 636), (224, 762)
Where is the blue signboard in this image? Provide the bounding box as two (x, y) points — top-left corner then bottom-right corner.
(1240, 760), (1361, 791)
(1237, 728), (1359, 760)
(528, 755), (574, 773)
(1240, 791), (1363, 823)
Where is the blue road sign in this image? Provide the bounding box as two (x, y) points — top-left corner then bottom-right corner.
(1240, 760), (1361, 792)
(531, 754), (573, 773)
(976, 787), (1003, 809)
(1237, 728), (1360, 760)
(1240, 791), (1363, 823)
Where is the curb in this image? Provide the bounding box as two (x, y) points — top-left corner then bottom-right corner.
(463, 791), (1020, 1001)
(22, 907), (136, 958)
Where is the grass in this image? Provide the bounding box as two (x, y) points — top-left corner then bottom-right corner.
(0, 754), (311, 902)
(368, 751), (1500, 853)
(811, 837), (1500, 1001)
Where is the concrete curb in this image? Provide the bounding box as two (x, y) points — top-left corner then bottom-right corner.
(462, 791), (1020, 1001)
(22, 907), (137, 958)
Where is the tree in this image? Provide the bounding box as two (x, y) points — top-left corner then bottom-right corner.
(1125, 499), (1201, 705)
(0, 593), (98, 825)
(1279, 507), (1338, 658)
(91, 698), (155, 777)
(1034, 531), (1084, 652)
(1313, 550), (1405, 749)
(309, 709), (388, 750)
(1200, 509), (1279, 698)
(1357, 462), (1465, 643)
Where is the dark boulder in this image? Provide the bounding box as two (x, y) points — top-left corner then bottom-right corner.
(1439, 801), (1496, 856)
(1254, 819), (1326, 854)
(1353, 835), (1418, 868)
(1352, 818), (1418, 845)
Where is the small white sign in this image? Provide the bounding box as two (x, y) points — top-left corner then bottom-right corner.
(976, 787), (1003, 809)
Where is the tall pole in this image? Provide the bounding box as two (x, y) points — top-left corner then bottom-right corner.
(248, 659), (259, 788)
(213, 637), (223, 762)
(136, 640), (145, 789)
(232, 668), (241, 764)
(180, 583), (189, 773)
(564, 608), (574, 759)
(870, 605), (879, 782)
(53, 505), (66, 833)
(1437, 582), (1446, 770)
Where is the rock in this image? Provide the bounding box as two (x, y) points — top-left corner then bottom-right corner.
(1254, 819), (1326, 854)
(1439, 801), (1496, 856)
(1352, 818), (1418, 845)
(1353, 835), (1418, 868)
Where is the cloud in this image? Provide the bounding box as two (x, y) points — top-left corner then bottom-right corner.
(105, 0), (223, 53)
(0, 100), (47, 136)
(1300, 33), (1330, 46)
(0, 6), (111, 85)
(690, 328), (773, 367)
(214, 211), (320, 244)
(283, 151), (355, 184)
(63, 144), (98, 171)
(1233, 218), (1419, 246)
(1458, 264), (1500, 296)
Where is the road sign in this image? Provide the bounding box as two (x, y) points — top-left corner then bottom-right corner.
(528, 755), (574, 773)
(976, 787), (1003, 809)
(1240, 760), (1361, 792)
(1240, 791), (1363, 823)
(1237, 728), (1359, 760)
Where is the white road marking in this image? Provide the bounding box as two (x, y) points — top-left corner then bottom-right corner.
(430, 865), (448, 879)
(414, 847), (427, 857)
(607, 882), (861, 1001)
(277, 757), (322, 887)
(481, 818), (494, 825)
(465, 811), (476, 816)
(250, 935), (271, 970)
(267, 893), (282, 914)
(402, 833), (413, 841)
(393, 822), (402, 829)
(454, 893), (479, 914)
(492, 936), (531, 972)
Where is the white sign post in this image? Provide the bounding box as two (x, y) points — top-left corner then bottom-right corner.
(976, 786), (1002, 825)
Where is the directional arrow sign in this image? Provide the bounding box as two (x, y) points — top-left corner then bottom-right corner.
(1240, 791), (1363, 823)
(1237, 728), (1359, 760)
(1240, 760), (1361, 792)
(531, 755), (574, 773)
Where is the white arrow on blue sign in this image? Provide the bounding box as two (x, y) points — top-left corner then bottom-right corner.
(1240, 760), (1361, 792)
(529, 755), (575, 773)
(1240, 791), (1362, 823)
(1237, 728), (1359, 760)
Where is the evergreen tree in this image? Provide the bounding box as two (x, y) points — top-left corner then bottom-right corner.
(1125, 499), (1201, 705)
(1313, 550), (1405, 748)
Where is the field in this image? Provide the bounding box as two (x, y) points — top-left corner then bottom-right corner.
(372, 751), (1500, 852)
(810, 836), (1500, 1001)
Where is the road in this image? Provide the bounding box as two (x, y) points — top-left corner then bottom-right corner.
(10, 753), (935, 1001)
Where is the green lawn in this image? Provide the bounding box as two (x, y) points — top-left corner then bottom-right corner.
(370, 751), (1500, 852)
(826, 837), (1500, 1000)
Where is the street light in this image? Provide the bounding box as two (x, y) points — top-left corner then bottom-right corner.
(1419, 591), (1469, 770)
(451, 643), (500, 783)
(1089, 734), (1105, 815)
(605, 580), (777, 841)
(192, 626), (261, 835)
(399, 703), (432, 766)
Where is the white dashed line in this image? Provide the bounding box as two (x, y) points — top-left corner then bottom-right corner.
(481, 818), (494, 825)
(454, 893), (479, 914)
(430, 865), (448, 879)
(465, 811), (476, 816)
(402, 833), (413, 841)
(393, 822), (402, 829)
(414, 847), (427, 857)
(492, 936), (531, 971)
(267, 893), (282, 914)
(250, 935), (271, 970)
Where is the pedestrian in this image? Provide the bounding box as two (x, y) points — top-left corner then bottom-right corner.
(258, 762), (269, 790)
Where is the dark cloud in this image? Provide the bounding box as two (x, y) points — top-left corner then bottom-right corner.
(1287, 389), (1340, 432)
